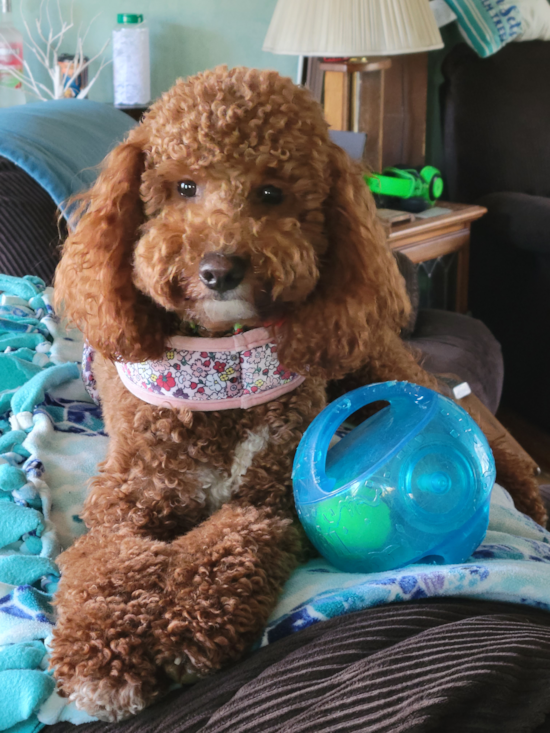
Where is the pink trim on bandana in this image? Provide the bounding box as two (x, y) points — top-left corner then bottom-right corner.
(113, 327), (305, 410)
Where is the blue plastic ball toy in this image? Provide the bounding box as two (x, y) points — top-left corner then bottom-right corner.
(292, 381), (496, 573)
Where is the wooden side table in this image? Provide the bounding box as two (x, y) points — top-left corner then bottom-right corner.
(382, 202), (487, 314)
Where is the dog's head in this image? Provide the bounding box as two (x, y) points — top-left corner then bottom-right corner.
(56, 66), (410, 379)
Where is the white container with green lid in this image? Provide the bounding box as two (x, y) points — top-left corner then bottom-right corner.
(113, 13), (150, 107)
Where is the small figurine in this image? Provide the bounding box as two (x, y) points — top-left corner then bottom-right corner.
(293, 381), (496, 573)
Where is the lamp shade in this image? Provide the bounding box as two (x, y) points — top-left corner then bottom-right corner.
(263, 0), (444, 56)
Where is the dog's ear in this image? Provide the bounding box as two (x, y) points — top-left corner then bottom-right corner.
(277, 143), (411, 380)
(54, 127), (170, 362)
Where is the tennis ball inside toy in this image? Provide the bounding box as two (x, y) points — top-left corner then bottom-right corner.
(293, 382), (496, 574)
(313, 491), (392, 553)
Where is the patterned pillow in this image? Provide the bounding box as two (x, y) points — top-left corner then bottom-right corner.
(443, 0), (524, 56)
(514, 0), (550, 39)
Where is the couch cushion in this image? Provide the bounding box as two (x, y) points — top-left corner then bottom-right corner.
(444, 0), (523, 57)
(0, 157), (62, 284)
(46, 600), (550, 733)
(0, 99), (135, 217)
(408, 308), (504, 413)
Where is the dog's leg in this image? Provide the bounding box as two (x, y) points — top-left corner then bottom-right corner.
(50, 447), (208, 721)
(329, 331), (440, 397)
(153, 502), (301, 681)
(51, 378), (325, 715)
(153, 381), (325, 681)
(50, 525), (172, 722)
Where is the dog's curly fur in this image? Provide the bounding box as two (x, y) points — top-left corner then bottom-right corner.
(50, 66), (546, 722)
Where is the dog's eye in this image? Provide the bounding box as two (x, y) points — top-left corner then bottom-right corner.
(257, 185), (284, 205)
(177, 180), (197, 198)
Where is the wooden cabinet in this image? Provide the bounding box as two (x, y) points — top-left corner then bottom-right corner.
(383, 202), (487, 313)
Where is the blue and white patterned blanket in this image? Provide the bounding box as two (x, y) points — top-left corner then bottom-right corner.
(261, 485), (550, 646)
(1, 274), (550, 732)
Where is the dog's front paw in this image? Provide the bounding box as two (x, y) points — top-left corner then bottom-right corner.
(51, 622), (170, 722)
(152, 504), (299, 678)
(51, 526), (173, 719)
(153, 613), (229, 681)
(51, 631), (168, 722)
(163, 655), (201, 685)
(60, 674), (152, 722)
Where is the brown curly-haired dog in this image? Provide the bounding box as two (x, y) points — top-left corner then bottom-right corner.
(51, 65), (546, 722)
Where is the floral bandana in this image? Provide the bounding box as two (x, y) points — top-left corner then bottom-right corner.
(83, 328), (305, 411)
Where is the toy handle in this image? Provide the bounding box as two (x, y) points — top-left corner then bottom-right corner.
(293, 381), (435, 497)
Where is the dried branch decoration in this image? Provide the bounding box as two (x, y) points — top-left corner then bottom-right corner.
(0, 0), (110, 100)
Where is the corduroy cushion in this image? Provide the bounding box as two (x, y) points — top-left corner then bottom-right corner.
(0, 156), (62, 284)
(48, 599), (550, 733)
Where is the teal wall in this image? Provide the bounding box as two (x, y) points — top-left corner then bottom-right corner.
(11, 0), (299, 104)
(11, 0), (462, 177)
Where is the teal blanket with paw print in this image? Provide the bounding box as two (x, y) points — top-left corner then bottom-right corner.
(1, 274), (550, 731)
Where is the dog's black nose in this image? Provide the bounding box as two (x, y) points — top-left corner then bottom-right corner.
(199, 253), (247, 293)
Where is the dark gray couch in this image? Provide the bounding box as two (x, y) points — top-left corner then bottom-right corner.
(0, 156), (64, 283)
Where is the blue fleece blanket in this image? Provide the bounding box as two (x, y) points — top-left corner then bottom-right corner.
(1, 275), (550, 731)
(0, 99), (135, 217)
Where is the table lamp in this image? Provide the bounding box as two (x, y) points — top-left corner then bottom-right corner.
(263, 0), (443, 170)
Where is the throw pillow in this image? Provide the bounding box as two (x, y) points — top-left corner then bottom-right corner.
(443, 0), (523, 56)
(514, 0), (550, 39)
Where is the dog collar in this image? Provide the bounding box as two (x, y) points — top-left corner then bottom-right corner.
(107, 327), (304, 411)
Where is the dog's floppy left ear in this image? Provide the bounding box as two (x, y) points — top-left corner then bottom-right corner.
(54, 126), (172, 362)
(277, 143), (411, 380)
